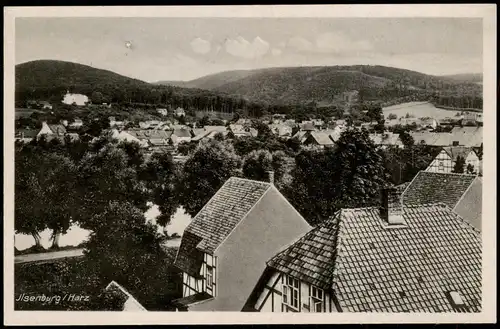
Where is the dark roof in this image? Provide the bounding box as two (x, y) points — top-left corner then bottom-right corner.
(174, 231), (204, 277)
(16, 129), (38, 138)
(48, 124), (67, 135)
(172, 292), (213, 308)
(126, 129), (171, 140)
(402, 171), (477, 209)
(267, 204), (481, 312)
(173, 128), (192, 138)
(174, 177), (271, 274)
(443, 146), (475, 161)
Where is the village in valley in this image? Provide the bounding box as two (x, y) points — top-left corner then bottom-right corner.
(13, 16), (485, 314)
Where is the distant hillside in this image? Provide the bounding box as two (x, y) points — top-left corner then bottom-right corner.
(441, 73), (483, 84)
(163, 65), (482, 105)
(154, 70), (256, 90)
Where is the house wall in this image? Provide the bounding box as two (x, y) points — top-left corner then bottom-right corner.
(190, 187), (312, 311)
(426, 150), (479, 173)
(255, 270), (336, 313)
(37, 122), (53, 137)
(425, 150), (453, 173)
(465, 152), (480, 172)
(181, 253), (217, 299)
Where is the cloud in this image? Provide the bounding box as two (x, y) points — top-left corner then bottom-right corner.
(271, 48), (282, 57)
(172, 53), (198, 67)
(286, 36), (314, 52)
(225, 36), (270, 59)
(315, 32), (373, 54)
(190, 37), (211, 54)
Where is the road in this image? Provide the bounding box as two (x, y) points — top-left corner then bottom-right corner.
(15, 248), (85, 264)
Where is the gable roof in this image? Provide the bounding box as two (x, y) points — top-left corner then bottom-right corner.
(174, 177), (271, 275)
(173, 128), (192, 138)
(48, 124), (67, 135)
(442, 146), (475, 161)
(306, 131), (334, 146)
(105, 281), (147, 311)
(369, 132), (403, 146)
(267, 203), (481, 312)
(402, 171), (477, 209)
(126, 129), (171, 140)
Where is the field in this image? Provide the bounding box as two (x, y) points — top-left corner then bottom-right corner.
(15, 108), (46, 119)
(383, 101), (462, 120)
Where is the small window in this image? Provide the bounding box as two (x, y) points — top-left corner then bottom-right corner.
(310, 286), (324, 313)
(206, 266), (213, 289)
(438, 161), (444, 172)
(283, 275), (300, 310)
(449, 291), (465, 307)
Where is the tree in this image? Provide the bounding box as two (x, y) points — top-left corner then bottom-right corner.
(74, 142), (149, 231)
(387, 113), (398, 120)
(242, 150), (288, 187)
(453, 156), (466, 174)
(466, 163), (476, 175)
(140, 151), (179, 227)
(176, 140), (242, 217)
(83, 201), (178, 310)
(15, 148), (48, 248)
(285, 128), (388, 225)
(399, 130), (414, 148)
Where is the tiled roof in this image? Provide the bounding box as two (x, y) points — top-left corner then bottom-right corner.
(308, 131), (335, 146)
(369, 133), (403, 146)
(174, 177), (271, 274)
(173, 128), (192, 138)
(268, 204), (481, 312)
(48, 124), (67, 135)
(443, 146), (475, 161)
(402, 171), (477, 209)
(126, 129), (171, 140)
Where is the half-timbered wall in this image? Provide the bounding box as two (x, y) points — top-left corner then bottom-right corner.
(182, 253), (218, 298)
(426, 150), (479, 174)
(425, 150), (454, 173)
(254, 271), (336, 313)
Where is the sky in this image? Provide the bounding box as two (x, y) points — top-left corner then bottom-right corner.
(16, 17), (483, 82)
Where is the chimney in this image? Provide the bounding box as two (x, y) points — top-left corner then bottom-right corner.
(380, 187), (405, 225)
(267, 171), (275, 185)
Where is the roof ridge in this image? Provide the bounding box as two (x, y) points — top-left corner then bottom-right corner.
(330, 209), (346, 288)
(228, 176), (271, 186)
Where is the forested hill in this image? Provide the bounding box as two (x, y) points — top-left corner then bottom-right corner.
(16, 60), (483, 116)
(156, 65), (483, 105)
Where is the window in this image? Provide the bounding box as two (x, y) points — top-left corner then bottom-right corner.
(206, 266), (213, 289)
(283, 275), (299, 310)
(310, 286), (324, 312)
(438, 161), (444, 172)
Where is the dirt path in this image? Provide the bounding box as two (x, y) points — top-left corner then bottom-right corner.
(14, 248), (85, 264)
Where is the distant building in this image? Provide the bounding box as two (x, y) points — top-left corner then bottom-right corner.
(228, 124), (258, 138)
(36, 121), (79, 143)
(175, 107), (186, 117)
(157, 108), (169, 116)
(15, 129), (38, 143)
(68, 118), (83, 129)
(246, 187), (481, 313)
(425, 146), (480, 174)
(303, 131), (335, 149)
(369, 132), (404, 149)
(62, 91), (89, 106)
(39, 101), (53, 110)
(172, 176), (311, 311)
